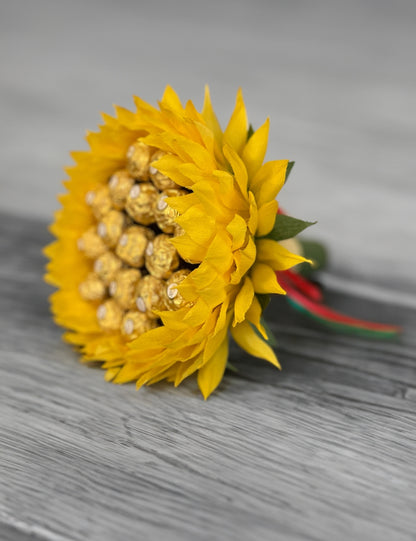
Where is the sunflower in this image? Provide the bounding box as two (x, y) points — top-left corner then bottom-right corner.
(45, 86), (309, 398)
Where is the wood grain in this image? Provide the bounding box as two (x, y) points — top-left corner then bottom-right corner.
(1, 0), (416, 538)
(0, 213), (415, 541)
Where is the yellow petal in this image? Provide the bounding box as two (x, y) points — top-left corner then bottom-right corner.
(191, 181), (231, 221)
(241, 118), (269, 179)
(174, 355), (204, 386)
(245, 296), (267, 339)
(247, 191), (258, 236)
(197, 335), (229, 399)
(231, 320), (280, 369)
(105, 368), (120, 382)
(250, 160), (288, 207)
(250, 262), (286, 295)
(256, 200), (278, 237)
(201, 85), (223, 147)
(214, 298), (231, 335)
(176, 205), (216, 245)
(226, 213), (248, 250)
(166, 193), (200, 214)
(170, 233), (207, 263)
(256, 238), (310, 270)
(223, 144), (248, 195)
(150, 154), (193, 188)
(159, 85), (183, 113)
(231, 236), (256, 283)
(145, 132), (216, 172)
(223, 88), (248, 155)
(233, 276), (255, 326)
(205, 232), (234, 275)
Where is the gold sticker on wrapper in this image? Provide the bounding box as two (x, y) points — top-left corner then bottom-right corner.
(109, 268), (141, 310)
(85, 185), (113, 220)
(149, 150), (178, 191)
(115, 225), (154, 268)
(97, 210), (125, 247)
(108, 170), (135, 209)
(145, 234), (179, 279)
(135, 275), (167, 318)
(121, 311), (158, 339)
(165, 269), (192, 310)
(94, 252), (123, 285)
(127, 141), (152, 180)
(78, 273), (106, 302)
(154, 188), (187, 234)
(125, 183), (158, 225)
(96, 299), (124, 331)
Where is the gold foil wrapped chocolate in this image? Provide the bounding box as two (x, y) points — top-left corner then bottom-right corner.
(149, 150), (177, 190)
(125, 182), (158, 225)
(96, 299), (124, 331)
(109, 268), (141, 310)
(154, 188), (186, 234)
(115, 225), (154, 268)
(78, 140), (193, 332)
(85, 185), (113, 220)
(97, 210), (125, 247)
(121, 310), (158, 339)
(145, 234), (180, 279)
(78, 273), (106, 301)
(165, 269), (192, 310)
(108, 170), (135, 209)
(135, 275), (167, 318)
(94, 252), (123, 285)
(126, 141), (152, 180)
(77, 227), (107, 259)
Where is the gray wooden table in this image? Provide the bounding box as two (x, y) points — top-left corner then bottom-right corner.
(1, 1), (415, 540)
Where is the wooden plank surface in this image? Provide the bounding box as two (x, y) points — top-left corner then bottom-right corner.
(1, 0), (416, 539)
(0, 214), (415, 541)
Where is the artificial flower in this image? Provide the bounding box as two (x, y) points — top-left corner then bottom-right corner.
(44, 86), (319, 398)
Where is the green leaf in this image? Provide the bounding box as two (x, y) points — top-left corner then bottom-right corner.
(256, 293), (271, 312)
(247, 124), (255, 141)
(297, 240), (328, 276)
(261, 214), (316, 242)
(284, 161), (295, 183)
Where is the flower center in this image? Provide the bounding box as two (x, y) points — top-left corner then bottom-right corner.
(77, 140), (192, 337)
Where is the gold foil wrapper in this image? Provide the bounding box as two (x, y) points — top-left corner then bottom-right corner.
(77, 227), (107, 259)
(125, 183), (158, 225)
(149, 150), (177, 190)
(108, 170), (135, 209)
(97, 210), (125, 247)
(121, 310), (158, 339)
(165, 269), (192, 310)
(145, 234), (179, 279)
(135, 275), (167, 319)
(115, 225), (154, 267)
(94, 252), (123, 285)
(154, 188), (186, 234)
(78, 273), (106, 301)
(109, 268), (141, 310)
(96, 299), (124, 331)
(173, 223), (185, 237)
(126, 140), (152, 180)
(85, 185), (113, 220)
